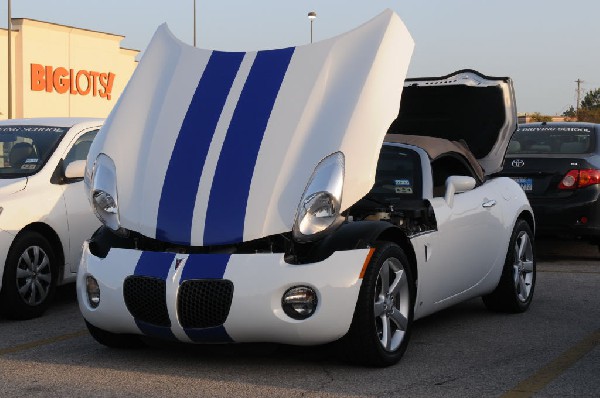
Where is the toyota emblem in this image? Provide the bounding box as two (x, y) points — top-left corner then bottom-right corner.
(511, 159), (525, 168)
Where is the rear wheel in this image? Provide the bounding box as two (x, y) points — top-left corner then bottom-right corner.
(483, 219), (536, 313)
(85, 320), (146, 349)
(340, 242), (415, 367)
(0, 231), (58, 320)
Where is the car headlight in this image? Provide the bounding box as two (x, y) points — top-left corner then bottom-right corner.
(293, 152), (344, 242)
(89, 153), (121, 232)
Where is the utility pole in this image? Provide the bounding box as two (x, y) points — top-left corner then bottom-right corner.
(7, 0), (12, 119)
(575, 78), (583, 121)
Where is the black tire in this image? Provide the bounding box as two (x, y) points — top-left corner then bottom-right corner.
(483, 219), (536, 313)
(340, 242), (415, 367)
(0, 231), (58, 320)
(85, 320), (146, 349)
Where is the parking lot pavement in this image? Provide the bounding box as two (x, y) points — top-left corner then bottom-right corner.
(0, 240), (598, 398)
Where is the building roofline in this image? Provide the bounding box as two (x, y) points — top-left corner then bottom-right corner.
(11, 17), (127, 39)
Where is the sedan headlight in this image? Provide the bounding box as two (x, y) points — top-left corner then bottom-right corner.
(89, 154), (121, 232)
(293, 152), (344, 241)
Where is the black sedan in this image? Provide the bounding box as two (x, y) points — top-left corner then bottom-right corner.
(499, 122), (600, 249)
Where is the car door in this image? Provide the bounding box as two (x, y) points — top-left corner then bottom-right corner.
(61, 128), (101, 273)
(428, 154), (504, 303)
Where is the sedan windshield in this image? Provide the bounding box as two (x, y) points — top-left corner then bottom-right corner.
(0, 125), (68, 178)
(508, 125), (595, 154)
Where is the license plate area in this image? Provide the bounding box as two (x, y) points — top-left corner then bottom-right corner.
(512, 177), (533, 192)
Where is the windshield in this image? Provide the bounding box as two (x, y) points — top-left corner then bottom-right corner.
(508, 125), (595, 154)
(369, 145), (423, 201)
(0, 125), (68, 178)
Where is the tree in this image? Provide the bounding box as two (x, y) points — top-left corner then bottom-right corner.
(580, 88), (600, 110)
(529, 112), (552, 122)
(562, 88), (600, 123)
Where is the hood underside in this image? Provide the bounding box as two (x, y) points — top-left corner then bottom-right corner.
(89, 9), (414, 246)
(387, 69), (517, 175)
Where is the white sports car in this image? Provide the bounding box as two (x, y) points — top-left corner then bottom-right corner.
(77, 10), (535, 366)
(0, 118), (102, 319)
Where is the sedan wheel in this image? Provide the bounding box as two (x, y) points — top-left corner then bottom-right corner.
(483, 219), (536, 313)
(0, 231), (58, 320)
(340, 242), (415, 367)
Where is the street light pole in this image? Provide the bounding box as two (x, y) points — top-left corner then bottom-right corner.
(193, 0), (196, 47)
(308, 11), (316, 43)
(7, 0), (12, 119)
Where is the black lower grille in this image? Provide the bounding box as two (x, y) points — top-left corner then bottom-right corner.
(123, 276), (171, 327)
(177, 280), (234, 328)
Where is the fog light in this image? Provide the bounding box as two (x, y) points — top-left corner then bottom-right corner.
(282, 286), (318, 320)
(86, 276), (100, 308)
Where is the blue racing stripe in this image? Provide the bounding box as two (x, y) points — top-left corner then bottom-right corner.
(185, 325), (233, 343)
(134, 251), (175, 279)
(179, 254), (230, 283)
(135, 320), (177, 341)
(203, 47), (295, 245)
(156, 51), (245, 245)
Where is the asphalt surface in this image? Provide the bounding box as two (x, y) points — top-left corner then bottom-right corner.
(0, 238), (598, 397)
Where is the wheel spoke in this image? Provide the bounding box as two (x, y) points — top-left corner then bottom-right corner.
(379, 262), (390, 295)
(32, 246), (40, 268)
(16, 268), (33, 279)
(34, 280), (48, 301)
(37, 273), (51, 284)
(374, 300), (386, 317)
(389, 269), (406, 297)
(381, 315), (392, 350)
(518, 275), (528, 298)
(522, 260), (534, 273)
(513, 265), (520, 287)
(28, 281), (38, 304)
(36, 256), (49, 273)
(21, 252), (34, 271)
(390, 308), (408, 331)
(19, 279), (33, 296)
(518, 234), (530, 260)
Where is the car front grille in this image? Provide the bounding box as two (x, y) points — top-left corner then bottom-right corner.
(177, 280), (234, 329)
(123, 276), (171, 327)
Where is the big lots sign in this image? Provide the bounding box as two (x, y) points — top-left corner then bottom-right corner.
(31, 64), (116, 100)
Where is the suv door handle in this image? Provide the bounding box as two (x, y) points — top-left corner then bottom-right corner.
(482, 200), (496, 208)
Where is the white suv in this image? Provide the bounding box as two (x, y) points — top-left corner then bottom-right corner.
(0, 118), (102, 319)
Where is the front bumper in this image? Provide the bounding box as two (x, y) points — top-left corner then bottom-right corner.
(77, 241), (370, 345)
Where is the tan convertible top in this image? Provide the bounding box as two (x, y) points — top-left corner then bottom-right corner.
(384, 134), (485, 181)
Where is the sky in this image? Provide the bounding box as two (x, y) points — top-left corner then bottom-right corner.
(5, 0), (600, 115)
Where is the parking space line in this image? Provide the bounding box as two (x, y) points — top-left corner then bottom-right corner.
(501, 329), (600, 398)
(0, 329), (88, 356)
(538, 269), (600, 274)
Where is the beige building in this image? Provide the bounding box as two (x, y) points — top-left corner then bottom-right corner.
(0, 18), (139, 120)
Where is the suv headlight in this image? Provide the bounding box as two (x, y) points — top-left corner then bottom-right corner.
(89, 154), (121, 232)
(293, 152), (344, 242)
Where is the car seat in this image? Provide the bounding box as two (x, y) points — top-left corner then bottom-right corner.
(8, 142), (37, 168)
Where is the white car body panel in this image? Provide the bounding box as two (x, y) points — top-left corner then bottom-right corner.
(78, 10), (534, 349)
(0, 118), (102, 291)
(87, 9), (414, 246)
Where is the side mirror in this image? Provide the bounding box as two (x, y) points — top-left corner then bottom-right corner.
(64, 160), (86, 180)
(444, 176), (476, 207)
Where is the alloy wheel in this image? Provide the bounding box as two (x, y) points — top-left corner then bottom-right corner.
(15, 245), (52, 306)
(513, 231), (534, 302)
(373, 257), (410, 352)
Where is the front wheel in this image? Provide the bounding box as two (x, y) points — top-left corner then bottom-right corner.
(483, 219), (536, 313)
(0, 231), (58, 320)
(340, 242), (415, 367)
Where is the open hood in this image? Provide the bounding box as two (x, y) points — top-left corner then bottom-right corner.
(88, 9), (414, 246)
(387, 69), (517, 175)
